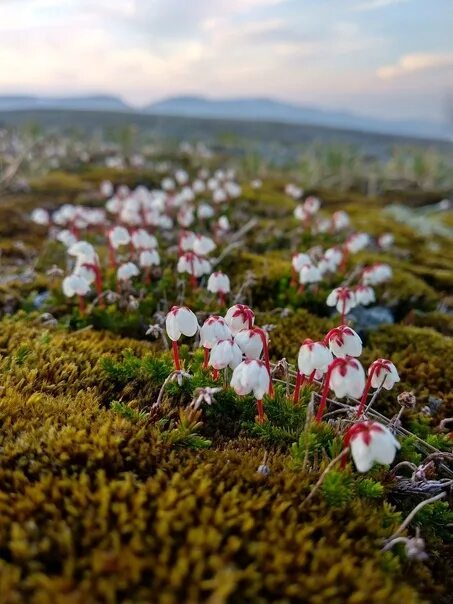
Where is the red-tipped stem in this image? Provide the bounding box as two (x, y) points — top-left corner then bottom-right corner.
(298, 283), (305, 294)
(172, 340), (181, 371)
(315, 360), (342, 422)
(308, 370), (316, 384)
(256, 399), (265, 424)
(356, 365), (378, 418)
(293, 371), (305, 403)
(78, 295), (85, 315)
(212, 368), (219, 381)
(203, 347), (209, 369)
(218, 291), (226, 306)
(256, 328), (274, 396)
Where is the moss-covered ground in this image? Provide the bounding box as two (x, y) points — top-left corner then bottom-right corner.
(0, 160), (451, 603)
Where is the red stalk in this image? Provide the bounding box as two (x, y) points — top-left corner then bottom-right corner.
(308, 370), (316, 384)
(203, 347), (209, 369)
(298, 283), (305, 294)
(356, 365), (377, 418)
(212, 368), (219, 380)
(256, 328), (274, 396)
(315, 360), (341, 422)
(340, 246), (349, 273)
(218, 291), (225, 306)
(293, 371), (305, 403)
(78, 295), (85, 315)
(341, 298), (346, 325)
(256, 399), (264, 424)
(172, 340), (181, 371)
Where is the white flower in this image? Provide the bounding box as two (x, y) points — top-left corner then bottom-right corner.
(346, 233), (370, 254)
(200, 316), (231, 349)
(230, 359), (270, 400)
(207, 272), (230, 294)
(299, 263), (321, 285)
(303, 196), (321, 215)
(235, 328), (266, 360)
(56, 229), (77, 248)
(100, 180), (114, 197)
(362, 263), (393, 286)
(213, 189), (228, 204)
(297, 339), (333, 377)
(217, 216), (230, 232)
(378, 233), (394, 249)
(31, 208), (50, 226)
(292, 253), (311, 273)
(62, 274), (91, 297)
(332, 210), (350, 231)
(175, 169), (189, 185)
(117, 262), (139, 282)
(324, 247), (343, 270)
(192, 179), (206, 194)
(326, 287), (357, 315)
(193, 235), (216, 256)
(209, 338), (243, 370)
(355, 285), (375, 306)
(179, 231), (196, 252)
(294, 204), (308, 222)
(132, 229), (157, 250)
(368, 359), (400, 390)
(325, 325), (362, 358)
(161, 177), (175, 191)
(344, 421), (400, 473)
(139, 249), (160, 268)
(197, 203), (215, 219)
(68, 241), (98, 265)
(225, 304), (255, 334)
(109, 226), (131, 249)
(328, 357), (366, 399)
(165, 306), (199, 341)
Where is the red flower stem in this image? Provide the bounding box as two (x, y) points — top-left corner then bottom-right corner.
(293, 371), (305, 403)
(218, 291), (225, 306)
(108, 244), (116, 269)
(78, 295), (85, 315)
(291, 265), (297, 287)
(203, 347), (209, 369)
(308, 370), (316, 384)
(356, 366), (377, 418)
(340, 246), (349, 272)
(341, 299), (346, 325)
(171, 341), (181, 371)
(315, 362), (338, 422)
(256, 399), (264, 424)
(298, 283), (305, 294)
(257, 329), (274, 396)
(212, 368), (219, 381)
(144, 268), (151, 285)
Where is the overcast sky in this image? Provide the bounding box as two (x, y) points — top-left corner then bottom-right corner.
(1, 0), (452, 122)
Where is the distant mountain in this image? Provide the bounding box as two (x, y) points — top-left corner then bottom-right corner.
(145, 95), (451, 141)
(0, 95), (130, 112)
(0, 94), (450, 140)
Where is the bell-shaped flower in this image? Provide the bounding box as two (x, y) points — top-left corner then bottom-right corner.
(117, 262), (139, 282)
(193, 235), (216, 256)
(378, 233), (394, 250)
(139, 249), (160, 268)
(332, 210), (350, 231)
(294, 204), (308, 222)
(68, 241), (98, 265)
(166, 305), (199, 370)
(230, 359), (270, 422)
(235, 328), (265, 360)
(225, 304), (255, 333)
(132, 229), (157, 250)
(297, 339), (333, 378)
(62, 273), (91, 297)
(344, 421), (400, 472)
(299, 263), (321, 289)
(175, 169), (189, 185)
(315, 356), (366, 421)
(31, 208), (50, 226)
(207, 271), (230, 304)
(354, 285), (375, 306)
(209, 338), (243, 371)
(303, 196), (321, 215)
(362, 263), (393, 286)
(357, 359), (400, 417)
(324, 325), (362, 358)
(324, 247), (343, 270)
(56, 229), (77, 248)
(197, 203), (215, 219)
(200, 316), (232, 367)
(326, 287), (356, 323)
(100, 180), (114, 197)
(192, 179), (206, 194)
(213, 188), (228, 204)
(345, 233), (370, 254)
(109, 226), (131, 249)
(292, 252), (311, 273)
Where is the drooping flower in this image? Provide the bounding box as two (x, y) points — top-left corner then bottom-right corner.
(357, 359), (400, 417)
(315, 356), (366, 421)
(343, 421), (400, 472)
(209, 338), (243, 375)
(230, 359), (270, 423)
(200, 316), (232, 368)
(293, 339), (333, 403)
(298, 263), (322, 292)
(362, 263), (393, 286)
(165, 306), (199, 370)
(207, 271), (230, 305)
(117, 262), (139, 283)
(109, 226), (131, 249)
(303, 195), (321, 215)
(234, 327), (273, 395)
(31, 208), (50, 226)
(354, 285), (375, 306)
(324, 325), (363, 358)
(326, 287), (356, 324)
(225, 304), (255, 333)
(62, 273), (91, 313)
(131, 229), (158, 250)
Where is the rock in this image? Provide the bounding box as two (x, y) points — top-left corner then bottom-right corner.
(348, 305), (394, 332)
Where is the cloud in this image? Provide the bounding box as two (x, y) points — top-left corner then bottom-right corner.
(354, 0), (409, 11)
(377, 52), (453, 79)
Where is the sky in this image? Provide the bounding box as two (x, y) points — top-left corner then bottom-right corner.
(0, 0), (452, 122)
